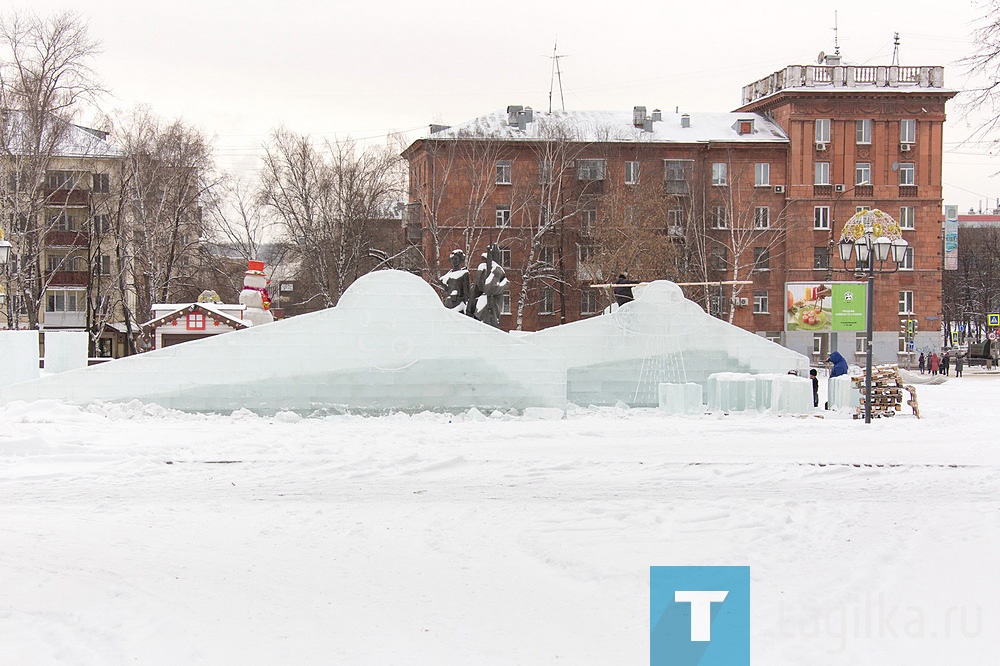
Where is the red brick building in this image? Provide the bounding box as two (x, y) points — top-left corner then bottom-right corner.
(402, 54), (955, 364)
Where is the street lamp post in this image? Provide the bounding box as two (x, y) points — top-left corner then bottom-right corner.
(836, 209), (908, 424)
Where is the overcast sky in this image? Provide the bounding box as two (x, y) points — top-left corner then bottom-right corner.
(13, 0), (998, 214)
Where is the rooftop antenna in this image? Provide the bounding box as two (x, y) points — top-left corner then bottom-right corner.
(891, 32), (901, 66)
(833, 11), (841, 57)
(548, 41), (566, 113)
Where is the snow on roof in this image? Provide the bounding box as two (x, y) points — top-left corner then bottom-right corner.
(424, 108), (789, 144)
(143, 302), (248, 330)
(1, 110), (122, 158)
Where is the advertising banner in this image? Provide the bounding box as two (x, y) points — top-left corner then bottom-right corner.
(785, 281), (867, 332)
(944, 204), (959, 271)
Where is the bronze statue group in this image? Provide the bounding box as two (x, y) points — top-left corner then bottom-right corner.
(440, 246), (509, 328)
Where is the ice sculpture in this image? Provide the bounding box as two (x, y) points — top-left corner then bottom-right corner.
(657, 382), (704, 415)
(827, 375), (862, 411)
(0, 271), (808, 413)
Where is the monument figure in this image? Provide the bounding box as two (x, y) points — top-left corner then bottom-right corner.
(469, 244), (509, 328)
(440, 249), (471, 312)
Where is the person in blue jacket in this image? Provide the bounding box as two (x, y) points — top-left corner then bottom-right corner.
(827, 351), (849, 378)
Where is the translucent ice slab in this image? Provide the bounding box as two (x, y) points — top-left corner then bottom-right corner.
(43, 331), (88, 374)
(0, 330), (40, 386)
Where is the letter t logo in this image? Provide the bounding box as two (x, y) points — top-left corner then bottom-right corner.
(674, 590), (729, 641)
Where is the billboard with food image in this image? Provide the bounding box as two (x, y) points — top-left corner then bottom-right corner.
(785, 282), (867, 332)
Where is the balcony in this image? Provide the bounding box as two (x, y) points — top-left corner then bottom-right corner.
(42, 310), (86, 328)
(45, 189), (91, 206)
(813, 184), (833, 197)
(47, 270), (89, 286)
(45, 230), (89, 247)
(899, 186), (919, 198)
(664, 180), (690, 196)
(854, 185), (874, 199)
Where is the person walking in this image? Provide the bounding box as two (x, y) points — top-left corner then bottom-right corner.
(810, 369), (819, 407)
(955, 352), (964, 378)
(941, 352), (950, 376)
(918, 352), (925, 374)
(929, 352), (940, 375)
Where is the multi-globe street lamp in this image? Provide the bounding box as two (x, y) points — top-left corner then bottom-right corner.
(836, 209), (908, 424)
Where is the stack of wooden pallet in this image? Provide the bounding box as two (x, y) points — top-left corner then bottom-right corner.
(851, 364), (920, 419)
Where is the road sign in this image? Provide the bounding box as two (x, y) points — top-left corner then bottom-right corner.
(990, 314), (1000, 327)
(908, 341), (914, 350)
(990, 331), (999, 341)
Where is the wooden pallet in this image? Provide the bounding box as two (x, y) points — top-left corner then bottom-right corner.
(851, 364), (919, 419)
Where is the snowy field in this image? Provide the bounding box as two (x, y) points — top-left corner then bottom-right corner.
(1, 372), (998, 665)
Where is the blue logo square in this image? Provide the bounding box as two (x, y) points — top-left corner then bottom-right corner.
(650, 566), (750, 666)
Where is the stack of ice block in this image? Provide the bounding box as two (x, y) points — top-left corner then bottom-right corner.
(706, 372), (757, 412)
(657, 382), (704, 414)
(827, 375), (862, 411)
(754, 374), (812, 414)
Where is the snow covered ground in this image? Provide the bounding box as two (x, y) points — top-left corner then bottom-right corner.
(1, 371), (998, 664)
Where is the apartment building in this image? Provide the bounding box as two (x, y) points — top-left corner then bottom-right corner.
(402, 54), (955, 364)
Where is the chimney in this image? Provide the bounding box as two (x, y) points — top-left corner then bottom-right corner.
(633, 106), (646, 127)
(651, 109), (662, 122)
(681, 113), (691, 128)
(506, 105), (524, 126)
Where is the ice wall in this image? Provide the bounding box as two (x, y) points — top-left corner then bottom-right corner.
(0, 271), (565, 413)
(0, 272), (809, 413)
(0, 331), (40, 387)
(524, 281), (809, 407)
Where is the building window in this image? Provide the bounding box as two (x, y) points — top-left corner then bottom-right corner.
(91, 214), (109, 234)
(709, 293), (727, 316)
(900, 119), (916, 144)
(578, 244), (597, 264)
(495, 205), (511, 227)
(754, 206), (770, 229)
(45, 171), (74, 190)
(899, 163), (915, 186)
(100, 254), (111, 276)
(538, 246), (554, 267)
(581, 289), (599, 315)
(45, 289), (81, 312)
(667, 208), (685, 234)
(815, 118), (831, 143)
(664, 160), (689, 181)
(814, 246), (830, 270)
(711, 162), (728, 186)
(899, 290), (914, 314)
(754, 163), (770, 186)
(753, 247), (770, 271)
(539, 288), (555, 314)
(45, 254), (65, 271)
(497, 247), (512, 267)
(900, 247), (914, 270)
(577, 159), (606, 181)
(538, 160), (554, 185)
(814, 334), (825, 355)
(815, 162), (831, 185)
(753, 290), (769, 314)
(899, 206), (915, 230)
(856, 119), (872, 144)
(814, 206), (830, 230)
(501, 292), (511, 315)
(856, 205), (871, 214)
(624, 160), (640, 185)
(856, 332), (868, 354)
(765, 331), (781, 344)
(580, 207), (596, 236)
(496, 160), (512, 185)
(899, 332), (910, 354)
(855, 162), (871, 185)
(92, 173), (110, 193)
(710, 247), (728, 271)
(711, 206), (728, 229)
(187, 313), (206, 330)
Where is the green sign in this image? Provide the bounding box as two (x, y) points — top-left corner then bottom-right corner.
(831, 284), (867, 330)
(785, 282), (867, 332)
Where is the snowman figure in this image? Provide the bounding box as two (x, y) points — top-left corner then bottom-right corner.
(239, 260), (274, 327)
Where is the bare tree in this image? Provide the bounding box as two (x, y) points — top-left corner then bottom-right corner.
(0, 10), (102, 330)
(961, 2), (1000, 142)
(104, 107), (216, 348)
(259, 129), (404, 309)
